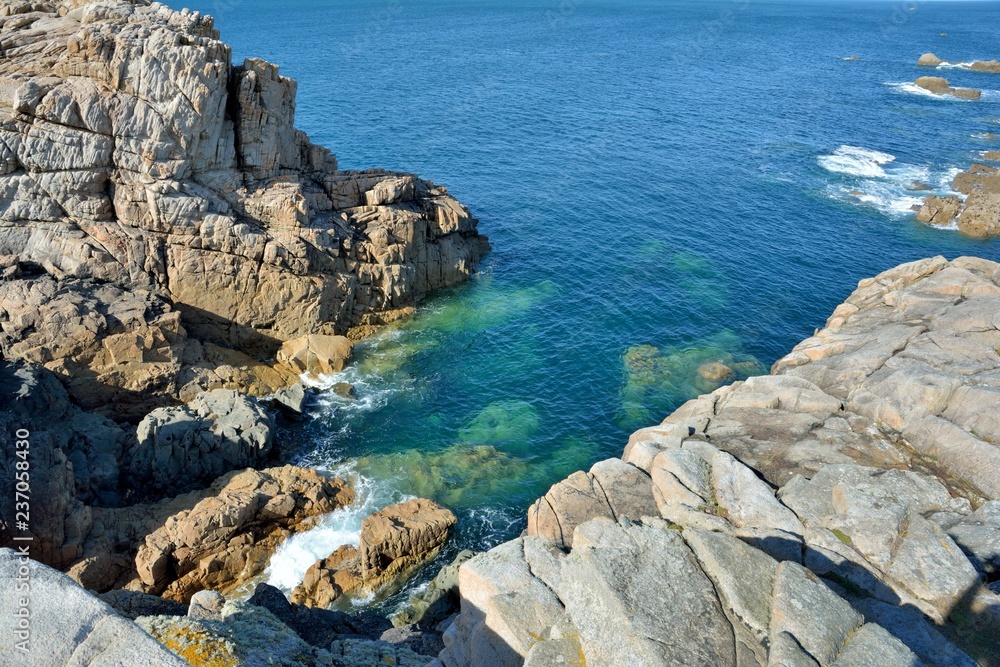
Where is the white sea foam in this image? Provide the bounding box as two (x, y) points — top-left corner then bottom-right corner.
(819, 145), (963, 222)
(818, 145), (896, 178)
(263, 463), (410, 594)
(885, 82), (970, 102)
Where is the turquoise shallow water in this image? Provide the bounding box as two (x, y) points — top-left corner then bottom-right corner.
(174, 0), (1000, 608)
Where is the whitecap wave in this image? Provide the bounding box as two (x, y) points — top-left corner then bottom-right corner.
(885, 82), (971, 102)
(818, 146), (961, 222)
(818, 145), (896, 178)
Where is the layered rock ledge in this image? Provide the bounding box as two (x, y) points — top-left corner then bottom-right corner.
(0, 0), (489, 369)
(438, 256), (1000, 667)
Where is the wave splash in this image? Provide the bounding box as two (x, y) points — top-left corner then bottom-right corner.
(818, 145), (958, 220)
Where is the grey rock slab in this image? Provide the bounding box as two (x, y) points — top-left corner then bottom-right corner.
(831, 623), (923, 667)
(0, 548), (185, 667)
(711, 451), (805, 536)
(560, 518), (737, 667)
(684, 528), (777, 664)
(770, 560), (863, 666)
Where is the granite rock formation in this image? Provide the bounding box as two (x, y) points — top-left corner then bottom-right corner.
(292, 498), (457, 608)
(0, 0), (489, 365)
(0, 271), (309, 421)
(0, 547), (186, 667)
(914, 76), (982, 100)
(437, 257), (1000, 667)
(916, 164), (1000, 238)
(131, 465), (354, 602)
(917, 53), (1000, 74)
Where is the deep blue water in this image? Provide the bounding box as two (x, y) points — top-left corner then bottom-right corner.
(173, 0), (1000, 607)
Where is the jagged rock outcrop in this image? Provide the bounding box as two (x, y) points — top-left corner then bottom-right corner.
(132, 465), (353, 602)
(0, 271), (320, 421)
(774, 256), (1000, 500)
(130, 388), (275, 496)
(914, 76), (982, 100)
(292, 499), (457, 608)
(438, 257), (1000, 667)
(0, 0), (488, 363)
(917, 164), (1000, 238)
(0, 548), (186, 667)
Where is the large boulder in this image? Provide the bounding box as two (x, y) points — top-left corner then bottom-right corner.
(0, 1), (488, 360)
(0, 548), (185, 667)
(276, 334), (353, 377)
(914, 76), (982, 99)
(131, 389), (276, 496)
(917, 52), (944, 66)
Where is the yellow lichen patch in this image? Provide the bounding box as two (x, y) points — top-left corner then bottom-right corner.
(152, 625), (240, 667)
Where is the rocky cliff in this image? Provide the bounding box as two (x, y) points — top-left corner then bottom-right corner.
(438, 256), (1000, 667)
(0, 0), (489, 363)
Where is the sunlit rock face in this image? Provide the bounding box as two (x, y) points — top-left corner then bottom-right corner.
(0, 0), (489, 358)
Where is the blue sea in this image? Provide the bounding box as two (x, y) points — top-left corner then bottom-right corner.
(172, 0), (1000, 609)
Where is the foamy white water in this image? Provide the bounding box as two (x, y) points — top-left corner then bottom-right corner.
(818, 145), (895, 177)
(263, 463), (410, 594)
(818, 146), (961, 221)
(885, 82), (971, 102)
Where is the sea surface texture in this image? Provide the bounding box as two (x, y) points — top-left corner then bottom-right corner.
(172, 0), (1000, 609)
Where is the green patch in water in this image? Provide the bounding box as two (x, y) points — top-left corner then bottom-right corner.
(354, 443), (531, 510)
(458, 400), (542, 454)
(617, 329), (766, 430)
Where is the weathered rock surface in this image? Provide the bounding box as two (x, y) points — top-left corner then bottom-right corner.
(0, 272), (311, 421)
(133, 465), (353, 602)
(774, 256), (1000, 501)
(276, 334), (353, 378)
(440, 256), (1000, 667)
(0, 359), (126, 567)
(292, 498), (457, 608)
(917, 164), (1000, 238)
(0, 0), (488, 362)
(131, 388), (275, 496)
(526, 457), (658, 550)
(915, 76), (982, 99)
(0, 547), (186, 667)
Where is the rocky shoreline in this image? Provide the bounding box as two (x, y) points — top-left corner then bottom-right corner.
(0, 0), (485, 664)
(2, 2), (1000, 667)
(437, 256), (1000, 667)
(912, 53), (1000, 238)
